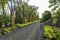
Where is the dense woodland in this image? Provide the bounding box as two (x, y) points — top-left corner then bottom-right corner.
(0, 0), (39, 28)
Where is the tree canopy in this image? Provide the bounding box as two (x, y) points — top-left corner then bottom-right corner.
(42, 10), (52, 22)
(49, 0), (60, 11)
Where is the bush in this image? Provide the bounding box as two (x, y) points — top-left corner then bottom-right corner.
(1, 29), (9, 35)
(0, 26), (16, 35)
(44, 26), (60, 40)
(44, 26), (56, 40)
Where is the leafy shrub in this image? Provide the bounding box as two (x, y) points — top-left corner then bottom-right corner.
(44, 26), (56, 40)
(44, 26), (60, 40)
(1, 29), (10, 35)
(0, 27), (14, 35)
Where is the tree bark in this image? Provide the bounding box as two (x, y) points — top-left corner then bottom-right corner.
(11, 9), (15, 26)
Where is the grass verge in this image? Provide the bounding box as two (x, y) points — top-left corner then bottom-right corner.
(0, 20), (39, 35)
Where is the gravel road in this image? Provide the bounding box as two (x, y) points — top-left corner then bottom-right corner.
(0, 22), (43, 40)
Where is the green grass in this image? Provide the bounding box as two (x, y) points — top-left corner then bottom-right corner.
(16, 22), (33, 27)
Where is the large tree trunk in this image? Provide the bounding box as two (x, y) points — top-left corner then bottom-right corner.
(11, 0), (15, 27)
(11, 9), (15, 26)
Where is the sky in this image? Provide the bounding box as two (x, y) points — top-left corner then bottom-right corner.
(28, 0), (51, 18)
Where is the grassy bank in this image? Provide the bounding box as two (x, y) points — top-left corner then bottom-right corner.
(0, 20), (39, 35)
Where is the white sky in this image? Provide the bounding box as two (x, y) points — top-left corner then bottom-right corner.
(28, 0), (51, 18)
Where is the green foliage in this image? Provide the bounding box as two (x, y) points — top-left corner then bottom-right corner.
(53, 17), (57, 25)
(44, 26), (60, 40)
(0, 26), (17, 35)
(0, 21), (38, 35)
(0, 0), (8, 7)
(16, 21), (35, 27)
(55, 8), (60, 17)
(49, 0), (60, 11)
(42, 10), (52, 22)
(4, 13), (11, 26)
(0, 13), (11, 27)
(44, 26), (56, 39)
(0, 0), (9, 27)
(1, 28), (11, 35)
(15, 2), (39, 24)
(0, 0), (40, 35)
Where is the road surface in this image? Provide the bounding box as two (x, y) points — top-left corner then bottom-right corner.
(0, 22), (43, 40)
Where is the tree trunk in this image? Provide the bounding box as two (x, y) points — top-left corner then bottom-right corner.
(22, 4), (25, 23)
(11, 0), (15, 27)
(11, 9), (15, 26)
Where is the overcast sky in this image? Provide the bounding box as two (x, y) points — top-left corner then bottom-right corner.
(28, 0), (51, 18)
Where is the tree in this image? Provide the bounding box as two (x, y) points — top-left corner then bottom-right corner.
(0, 0), (8, 27)
(49, 0), (60, 12)
(54, 8), (60, 17)
(15, 2), (39, 24)
(4, 13), (11, 27)
(15, 6), (23, 24)
(10, 0), (16, 26)
(42, 10), (52, 22)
